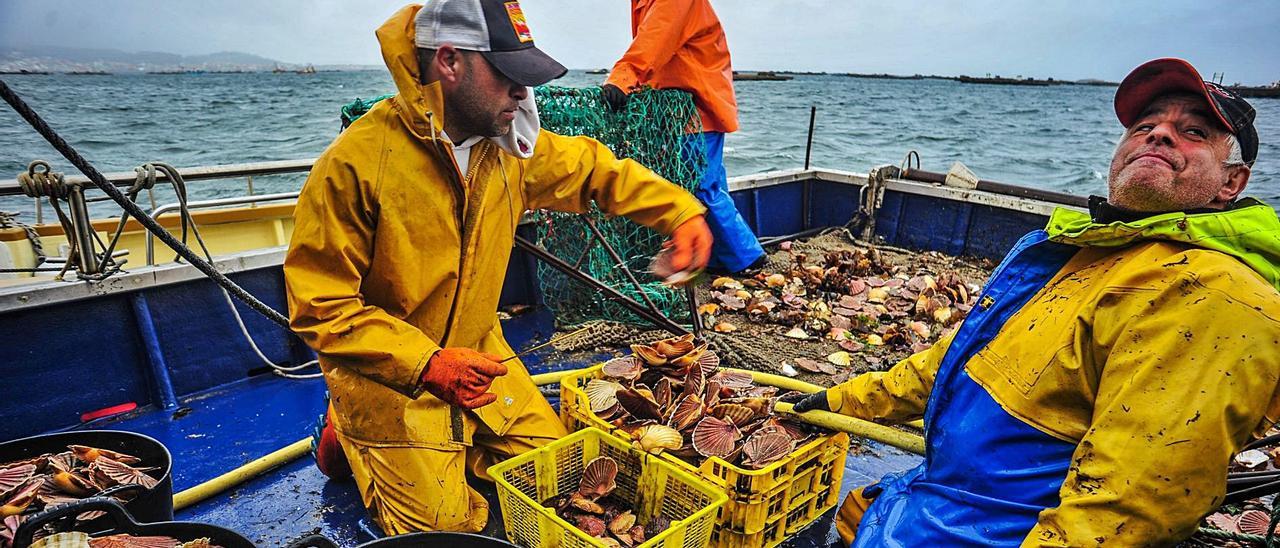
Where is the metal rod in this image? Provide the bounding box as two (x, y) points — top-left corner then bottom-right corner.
(899, 167), (1089, 208)
(146, 191), (298, 265)
(513, 235), (688, 337)
(580, 215), (663, 316)
(803, 106), (816, 170)
(758, 226), (827, 247)
(0, 158), (316, 197)
(34, 197), (42, 225)
(66, 185), (99, 275)
(685, 283), (703, 342)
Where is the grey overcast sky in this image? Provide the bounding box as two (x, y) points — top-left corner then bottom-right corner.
(2, 0), (1278, 84)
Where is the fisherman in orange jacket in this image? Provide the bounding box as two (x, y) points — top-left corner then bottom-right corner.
(290, 0), (712, 534)
(601, 0), (766, 274)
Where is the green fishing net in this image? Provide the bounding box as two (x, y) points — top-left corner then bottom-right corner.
(339, 86), (705, 326)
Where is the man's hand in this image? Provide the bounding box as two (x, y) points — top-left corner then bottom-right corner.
(666, 215), (713, 275)
(600, 84), (628, 112)
(420, 348), (509, 409)
(792, 391), (831, 413)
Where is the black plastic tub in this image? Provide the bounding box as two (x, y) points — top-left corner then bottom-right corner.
(13, 498), (254, 548)
(0, 430), (173, 524)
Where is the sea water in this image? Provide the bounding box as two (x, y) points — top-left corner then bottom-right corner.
(1, 70), (1276, 218)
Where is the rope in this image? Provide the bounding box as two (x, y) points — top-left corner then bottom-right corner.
(0, 78), (292, 329)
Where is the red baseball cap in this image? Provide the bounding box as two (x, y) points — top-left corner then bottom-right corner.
(1114, 58), (1258, 166)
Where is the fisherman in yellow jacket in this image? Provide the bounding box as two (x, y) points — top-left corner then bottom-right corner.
(794, 58), (1280, 546)
(284, 0), (712, 534)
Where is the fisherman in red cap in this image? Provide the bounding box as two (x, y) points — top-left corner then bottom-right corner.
(795, 58), (1280, 546)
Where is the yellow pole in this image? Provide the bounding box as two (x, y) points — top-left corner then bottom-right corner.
(172, 438), (312, 511)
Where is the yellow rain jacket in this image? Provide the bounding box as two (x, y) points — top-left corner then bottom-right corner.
(285, 4), (705, 452)
(830, 199), (1280, 546)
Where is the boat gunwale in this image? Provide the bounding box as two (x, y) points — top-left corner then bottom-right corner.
(0, 165), (1081, 313)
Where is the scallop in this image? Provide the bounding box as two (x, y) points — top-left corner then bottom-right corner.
(692, 416), (742, 458)
(601, 355), (643, 380)
(87, 534), (181, 548)
(1238, 509), (1275, 536)
(630, 344), (667, 366)
(577, 456), (618, 500)
(0, 464), (36, 498)
(634, 425), (683, 455)
(89, 456), (158, 490)
(653, 334), (695, 358)
(616, 388), (663, 421)
(668, 396), (705, 431)
(710, 404), (755, 426)
(69, 445), (140, 465)
(742, 430), (794, 469)
(585, 379), (624, 414)
(709, 370), (753, 390)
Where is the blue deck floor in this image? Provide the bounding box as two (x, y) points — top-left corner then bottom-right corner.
(65, 309), (921, 546)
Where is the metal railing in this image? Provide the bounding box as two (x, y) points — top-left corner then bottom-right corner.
(145, 192), (300, 265)
(1, 158), (316, 224)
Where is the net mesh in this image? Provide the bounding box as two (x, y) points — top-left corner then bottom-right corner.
(531, 86), (704, 326)
(340, 86), (704, 327)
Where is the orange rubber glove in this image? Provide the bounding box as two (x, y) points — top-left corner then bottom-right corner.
(664, 215), (713, 281)
(420, 348), (509, 409)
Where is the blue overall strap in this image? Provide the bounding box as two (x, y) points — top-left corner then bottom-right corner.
(682, 131), (764, 272)
(854, 230), (1081, 547)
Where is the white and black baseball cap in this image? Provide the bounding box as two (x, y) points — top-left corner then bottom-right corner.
(414, 0), (567, 87)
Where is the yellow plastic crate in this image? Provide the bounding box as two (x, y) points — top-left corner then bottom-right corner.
(488, 427), (727, 548)
(561, 365), (850, 545)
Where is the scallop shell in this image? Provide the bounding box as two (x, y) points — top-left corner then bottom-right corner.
(1205, 512), (1240, 533)
(90, 456), (158, 490)
(35, 532), (92, 547)
(710, 404), (755, 426)
(585, 379), (624, 414)
(616, 389), (663, 421)
(653, 377), (674, 409)
(601, 356), (643, 380)
(681, 364), (706, 400)
(69, 445), (140, 465)
(608, 511), (636, 536)
(569, 492), (605, 514)
(1238, 509), (1275, 536)
(634, 425), (683, 455)
(573, 515), (606, 537)
(51, 469), (97, 496)
(0, 464), (36, 498)
(692, 416), (742, 458)
(630, 344), (667, 366)
(88, 534), (181, 548)
(2, 477), (42, 513)
(709, 370), (753, 390)
(653, 334), (696, 358)
(742, 430), (794, 469)
(668, 396), (705, 431)
(697, 349), (721, 372)
(703, 381), (723, 408)
(577, 456), (618, 500)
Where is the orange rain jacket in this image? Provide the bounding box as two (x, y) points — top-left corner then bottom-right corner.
(606, 0), (739, 133)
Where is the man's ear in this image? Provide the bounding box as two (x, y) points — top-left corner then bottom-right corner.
(434, 45), (462, 84)
(1216, 164), (1251, 204)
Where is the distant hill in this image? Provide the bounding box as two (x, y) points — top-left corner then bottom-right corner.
(0, 45), (305, 73)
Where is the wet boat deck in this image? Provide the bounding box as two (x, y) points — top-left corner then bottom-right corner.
(64, 308), (921, 546)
